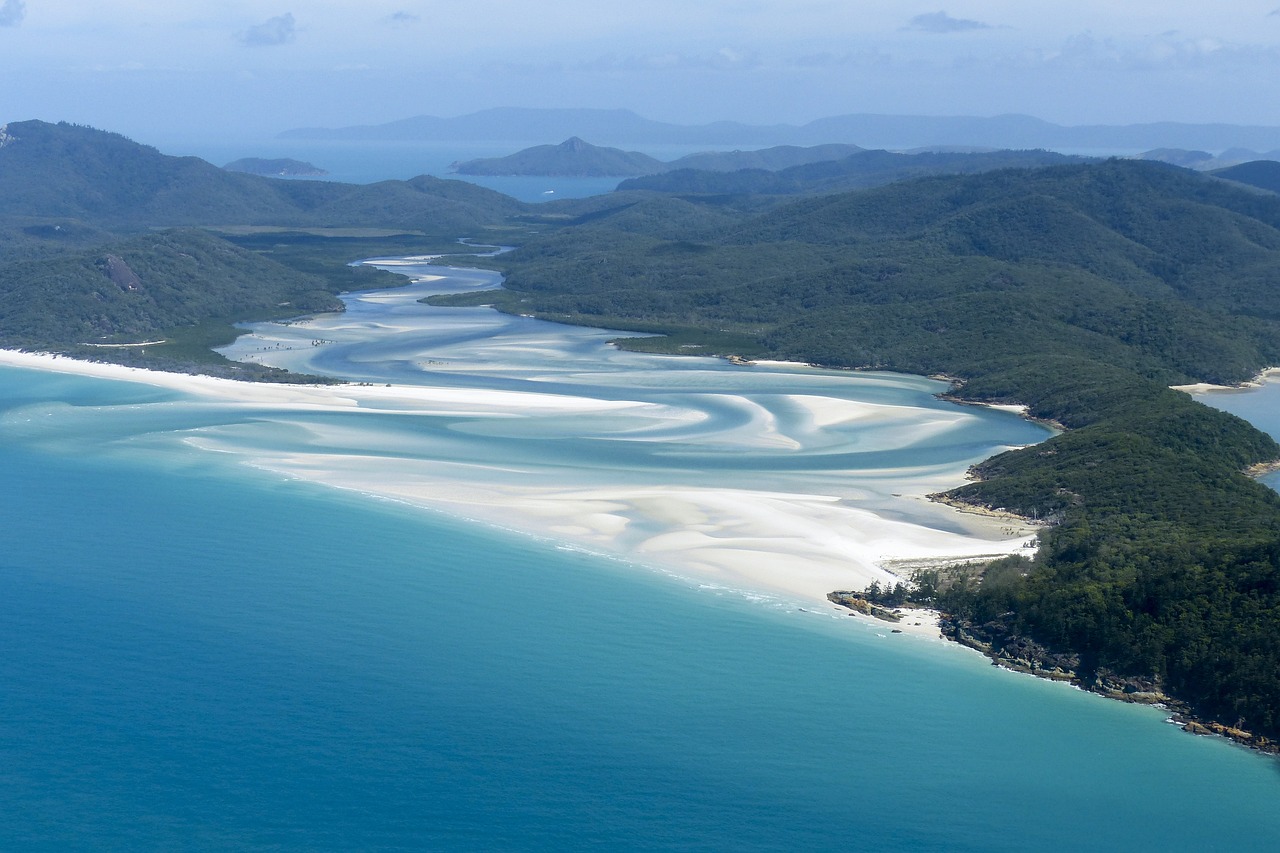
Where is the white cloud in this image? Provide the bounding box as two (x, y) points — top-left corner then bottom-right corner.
(907, 10), (992, 34)
(239, 12), (297, 47)
(0, 0), (25, 28)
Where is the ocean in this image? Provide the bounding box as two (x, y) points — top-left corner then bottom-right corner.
(151, 137), (726, 203)
(2, 262), (1279, 850)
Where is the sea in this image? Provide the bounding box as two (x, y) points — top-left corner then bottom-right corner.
(153, 137), (718, 203)
(3, 153), (1280, 850)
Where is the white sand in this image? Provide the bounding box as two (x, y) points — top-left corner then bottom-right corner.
(1173, 367), (1280, 394)
(0, 349), (1041, 634)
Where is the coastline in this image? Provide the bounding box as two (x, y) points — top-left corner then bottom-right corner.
(937, 610), (1279, 755)
(0, 346), (1040, 640)
(1171, 366), (1280, 395)
(1178, 368), (1280, 480)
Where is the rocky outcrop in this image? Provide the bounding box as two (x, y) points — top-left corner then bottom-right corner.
(939, 612), (1279, 754)
(942, 614), (1081, 683)
(1176, 719), (1275, 752)
(827, 591), (903, 623)
(97, 254), (142, 292)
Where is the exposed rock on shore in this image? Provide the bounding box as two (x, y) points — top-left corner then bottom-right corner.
(939, 612), (1278, 754)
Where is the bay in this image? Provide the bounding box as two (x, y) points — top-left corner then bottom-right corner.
(1194, 374), (1280, 492)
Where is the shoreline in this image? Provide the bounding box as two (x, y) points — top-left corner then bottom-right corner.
(937, 611), (1279, 755)
(0, 346), (1040, 643)
(1171, 366), (1280, 395)
(1178, 368), (1280, 480)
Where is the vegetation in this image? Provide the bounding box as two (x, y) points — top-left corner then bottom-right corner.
(0, 120), (525, 240)
(0, 121), (524, 373)
(483, 158), (1280, 739)
(1211, 160), (1280, 195)
(9, 120), (1280, 741)
(617, 148), (1092, 196)
(453, 137), (666, 176)
(223, 157), (328, 177)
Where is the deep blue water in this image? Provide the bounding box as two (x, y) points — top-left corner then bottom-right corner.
(3, 364), (1280, 851)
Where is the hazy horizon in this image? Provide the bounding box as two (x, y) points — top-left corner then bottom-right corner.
(4, 2), (1280, 144)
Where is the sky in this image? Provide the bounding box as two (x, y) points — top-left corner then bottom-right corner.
(4, 1), (1280, 144)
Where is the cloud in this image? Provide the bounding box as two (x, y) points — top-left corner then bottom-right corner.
(240, 12), (297, 47)
(0, 0), (25, 28)
(387, 11), (420, 26)
(907, 11), (991, 34)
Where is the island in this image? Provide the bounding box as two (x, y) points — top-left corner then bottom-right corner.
(223, 157), (329, 177)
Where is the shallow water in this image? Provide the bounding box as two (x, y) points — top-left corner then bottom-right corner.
(2, 268), (1279, 850)
(214, 261), (1052, 595)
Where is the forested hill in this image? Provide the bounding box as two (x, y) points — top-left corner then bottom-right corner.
(0, 120), (524, 238)
(499, 160), (1280, 385)
(453, 138), (666, 176)
(0, 120), (526, 375)
(454, 140), (871, 178)
(1211, 160), (1280, 195)
(616, 148), (1091, 195)
(468, 158), (1280, 740)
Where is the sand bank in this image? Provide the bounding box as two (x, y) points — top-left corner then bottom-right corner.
(0, 348), (1040, 632)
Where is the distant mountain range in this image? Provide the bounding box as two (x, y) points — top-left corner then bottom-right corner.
(1138, 147), (1280, 171)
(281, 107), (1280, 153)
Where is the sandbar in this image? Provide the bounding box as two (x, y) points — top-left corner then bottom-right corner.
(0, 348), (1041, 637)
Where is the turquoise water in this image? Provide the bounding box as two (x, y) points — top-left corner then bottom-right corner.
(3, 367), (1280, 851)
(4, 276), (1280, 849)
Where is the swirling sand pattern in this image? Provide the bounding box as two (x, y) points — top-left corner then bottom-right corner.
(0, 260), (1051, 617)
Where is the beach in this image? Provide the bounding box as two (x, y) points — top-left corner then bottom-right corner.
(0, 340), (1043, 642)
(0, 262), (1050, 635)
(9, 272), (1280, 851)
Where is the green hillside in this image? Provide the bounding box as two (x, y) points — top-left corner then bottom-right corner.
(0, 121), (526, 371)
(664, 143), (866, 172)
(1211, 160), (1280, 195)
(0, 120), (525, 240)
(452, 137), (666, 176)
(617, 148), (1090, 195)
(471, 159), (1280, 740)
